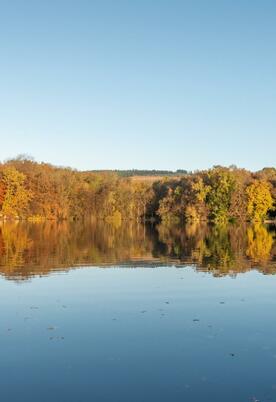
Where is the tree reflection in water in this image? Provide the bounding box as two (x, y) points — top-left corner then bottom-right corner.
(0, 220), (275, 280)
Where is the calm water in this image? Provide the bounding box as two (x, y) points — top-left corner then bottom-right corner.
(0, 221), (276, 402)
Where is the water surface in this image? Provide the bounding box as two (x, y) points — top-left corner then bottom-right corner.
(0, 221), (276, 402)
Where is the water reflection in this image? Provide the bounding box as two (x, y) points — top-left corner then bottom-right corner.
(0, 220), (275, 280)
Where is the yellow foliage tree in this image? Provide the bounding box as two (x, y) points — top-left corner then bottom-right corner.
(1, 167), (31, 218)
(246, 180), (273, 222)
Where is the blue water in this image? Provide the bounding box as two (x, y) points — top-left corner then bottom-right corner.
(1, 266), (276, 402)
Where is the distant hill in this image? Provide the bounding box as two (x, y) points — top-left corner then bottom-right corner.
(88, 169), (188, 177)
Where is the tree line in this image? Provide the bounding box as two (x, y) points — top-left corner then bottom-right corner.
(0, 157), (275, 223)
(89, 169), (188, 177)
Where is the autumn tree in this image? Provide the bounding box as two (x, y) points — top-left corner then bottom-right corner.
(131, 181), (154, 221)
(246, 180), (273, 222)
(0, 167), (31, 218)
(228, 169), (251, 221)
(256, 168), (276, 219)
(0, 179), (6, 210)
(205, 168), (236, 224)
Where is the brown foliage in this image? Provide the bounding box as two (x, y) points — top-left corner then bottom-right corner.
(0, 158), (275, 223)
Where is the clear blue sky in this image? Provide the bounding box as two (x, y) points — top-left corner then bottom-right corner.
(0, 0), (275, 171)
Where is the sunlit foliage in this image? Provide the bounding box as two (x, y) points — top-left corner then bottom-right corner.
(205, 168), (235, 223)
(0, 167), (31, 218)
(0, 158), (275, 223)
(246, 180), (273, 222)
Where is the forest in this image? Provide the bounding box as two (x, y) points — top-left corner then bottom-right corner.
(0, 157), (275, 224)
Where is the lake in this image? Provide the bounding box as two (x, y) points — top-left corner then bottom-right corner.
(0, 221), (276, 401)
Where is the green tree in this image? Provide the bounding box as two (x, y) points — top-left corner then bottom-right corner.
(205, 168), (235, 224)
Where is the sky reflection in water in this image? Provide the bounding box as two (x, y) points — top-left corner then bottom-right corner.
(0, 221), (276, 402)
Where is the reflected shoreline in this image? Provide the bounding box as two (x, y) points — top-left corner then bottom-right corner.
(0, 220), (275, 281)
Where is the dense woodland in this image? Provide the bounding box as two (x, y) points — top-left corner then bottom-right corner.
(0, 157), (275, 224)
